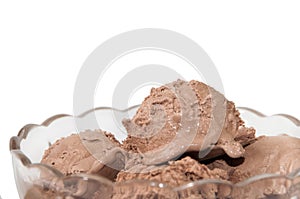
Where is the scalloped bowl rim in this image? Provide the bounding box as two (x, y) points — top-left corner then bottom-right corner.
(9, 105), (300, 194)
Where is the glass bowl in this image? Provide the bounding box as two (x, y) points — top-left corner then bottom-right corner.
(10, 106), (300, 199)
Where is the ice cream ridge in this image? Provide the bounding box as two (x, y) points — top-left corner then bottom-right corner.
(31, 79), (300, 199)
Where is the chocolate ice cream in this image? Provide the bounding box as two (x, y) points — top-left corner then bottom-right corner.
(207, 135), (300, 198)
(207, 135), (300, 183)
(41, 129), (125, 180)
(24, 186), (65, 199)
(116, 156), (228, 186)
(122, 79), (255, 164)
(34, 79), (300, 199)
(112, 183), (178, 199)
(116, 156), (229, 199)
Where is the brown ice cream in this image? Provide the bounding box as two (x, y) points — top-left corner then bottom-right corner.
(34, 79), (300, 199)
(122, 79), (255, 164)
(236, 135), (300, 181)
(116, 156), (229, 199)
(116, 156), (228, 186)
(24, 186), (65, 199)
(207, 135), (300, 198)
(112, 183), (179, 199)
(25, 177), (114, 199)
(208, 135), (300, 183)
(41, 129), (125, 180)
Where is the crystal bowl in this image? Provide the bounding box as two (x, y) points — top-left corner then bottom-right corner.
(10, 106), (300, 199)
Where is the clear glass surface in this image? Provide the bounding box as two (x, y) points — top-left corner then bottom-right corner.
(10, 106), (300, 198)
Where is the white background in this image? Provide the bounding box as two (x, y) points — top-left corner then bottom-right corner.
(1, 1), (300, 198)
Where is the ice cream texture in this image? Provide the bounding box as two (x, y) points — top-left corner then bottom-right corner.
(41, 129), (125, 181)
(36, 79), (300, 199)
(208, 135), (300, 183)
(122, 79), (255, 163)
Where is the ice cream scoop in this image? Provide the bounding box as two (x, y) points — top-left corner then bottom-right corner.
(122, 79), (255, 165)
(116, 156), (228, 186)
(232, 135), (300, 183)
(116, 156), (229, 199)
(41, 129), (126, 181)
(207, 135), (300, 198)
